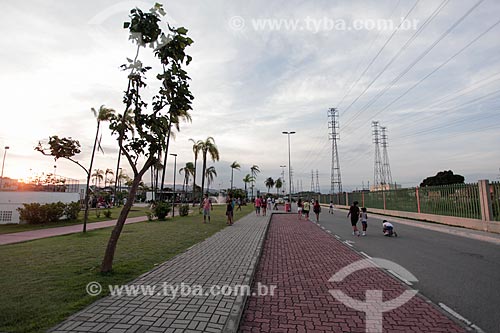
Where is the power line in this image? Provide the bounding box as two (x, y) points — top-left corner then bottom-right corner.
(341, 0), (486, 134)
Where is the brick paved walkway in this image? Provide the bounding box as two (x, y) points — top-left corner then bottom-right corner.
(239, 214), (466, 332)
(0, 216), (148, 245)
(51, 213), (270, 333)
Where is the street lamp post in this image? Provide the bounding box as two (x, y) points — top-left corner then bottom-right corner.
(170, 153), (177, 217)
(282, 132), (295, 205)
(0, 146), (10, 190)
(280, 165), (286, 196)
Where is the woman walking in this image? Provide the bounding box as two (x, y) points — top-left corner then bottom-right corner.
(226, 196), (234, 225)
(313, 200), (321, 222)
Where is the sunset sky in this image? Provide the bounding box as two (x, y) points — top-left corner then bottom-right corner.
(1, 0), (499, 192)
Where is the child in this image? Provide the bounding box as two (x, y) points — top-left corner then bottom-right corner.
(329, 201), (334, 214)
(202, 194), (212, 224)
(359, 207), (368, 236)
(382, 220), (398, 237)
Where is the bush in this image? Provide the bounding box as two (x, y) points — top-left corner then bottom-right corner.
(64, 201), (81, 220)
(179, 204), (189, 217)
(17, 202), (66, 224)
(154, 202), (171, 220)
(104, 210), (112, 218)
(146, 210), (155, 221)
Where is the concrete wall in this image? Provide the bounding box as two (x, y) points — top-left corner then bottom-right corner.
(334, 204), (500, 234)
(0, 192), (80, 224)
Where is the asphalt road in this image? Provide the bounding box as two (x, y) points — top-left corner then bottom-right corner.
(315, 209), (500, 333)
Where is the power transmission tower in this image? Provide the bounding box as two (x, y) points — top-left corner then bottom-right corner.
(380, 126), (393, 186)
(315, 170), (320, 193)
(328, 108), (342, 194)
(310, 170), (315, 192)
(372, 121), (385, 188)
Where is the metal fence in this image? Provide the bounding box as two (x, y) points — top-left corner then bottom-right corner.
(491, 181), (500, 221)
(321, 182), (485, 220)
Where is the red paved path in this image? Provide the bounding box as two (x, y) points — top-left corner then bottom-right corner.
(0, 216), (147, 245)
(239, 214), (465, 333)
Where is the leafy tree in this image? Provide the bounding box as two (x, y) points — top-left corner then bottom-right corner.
(104, 168), (114, 187)
(242, 174), (255, 199)
(265, 177), (275, 193)
(275, 178), (283, 195)
(179, 162), (194, 194)
(92, 169), (104, 188)
(100, 3), (194, 273)
(35, 136), (95, 231)
(420, 170), (465, 187)
(205, 166), (217, 193)
(250, 164), (260, 198)
(230, 161), (241, 190)
(189, 139), (202, 203)
(199, 137), (219, 198)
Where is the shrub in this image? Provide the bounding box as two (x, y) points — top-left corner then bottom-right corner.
(17, 202), (66, 224)
(95, 209), (101, 218)
(104, 210), (112, 218)
(146, 210), (155, 221)
(179, 204), (189, 216)
(64, 201), (81, 220)
(154, 202), (171, 220)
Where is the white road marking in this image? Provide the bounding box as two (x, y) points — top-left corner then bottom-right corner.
(438, 302), (484, 332)
(334, 235), (341, 239)
(344, 240), (354, 247)
(387, 269), (413, 286)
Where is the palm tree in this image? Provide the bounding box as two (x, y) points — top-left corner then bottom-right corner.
(189, 139), (202, 203)
(265, 177), (275, 194)
(275, 178), (283, 196)
(242, 174), (255, 199)
(230, 161), (241, 190)
(250, 165), (260, 199)
(82, 106), (115, 230)
(199, 137), (219, 199)
(92, 169), (104, 188)
(104, 168), (114, 187)
(179, 162), (195, 196)
(205, 166), (217, 194)
(160, 108), (192, 197)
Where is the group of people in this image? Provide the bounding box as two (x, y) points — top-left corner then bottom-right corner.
(201, 194), (238, 226)
(347, 201), (397, 237)
(254, 196), (281, 216)
(296, 198), (322, 222)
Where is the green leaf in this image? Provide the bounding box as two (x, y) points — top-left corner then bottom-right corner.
(124, 22), (130, 29)
(176, 27), (188, 35)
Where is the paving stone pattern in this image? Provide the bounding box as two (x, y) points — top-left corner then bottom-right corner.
(50, 213), (270, 333)
(239, 214), (466, 333)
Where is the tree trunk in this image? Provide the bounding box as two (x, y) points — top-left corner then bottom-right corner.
(192, 158), (197, 206)
(83, 122), (101, 233)
(159, 120), (173, 201)
(114, 147), (121, 205)
(101, 172), (143, 273)
(200, 154), (207, 202)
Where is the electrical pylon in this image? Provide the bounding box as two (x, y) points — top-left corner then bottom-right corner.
(380, 126), (393, 186)
(328, 108), (342, 194)
(372, 121), (385, 187)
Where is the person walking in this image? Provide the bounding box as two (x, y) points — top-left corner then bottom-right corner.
(261, 196), (267, 216)
(202, 194), (212, 223)
(360, 207), (368, 236)
(254, 196), (261, 216)
(297, 198), (303, 220)
(329, 201), (334, 214)
(313, 199), (321, 222)
(302, 200), (310, 219)
(226, 196), (234, 225)
(347, 201), (361, 236)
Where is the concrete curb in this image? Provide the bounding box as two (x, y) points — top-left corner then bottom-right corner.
(222, 212), (282, 332)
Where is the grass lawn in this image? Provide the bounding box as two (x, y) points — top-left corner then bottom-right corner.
(0, 204), (253, 333)
(0, 206), (150, 234)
